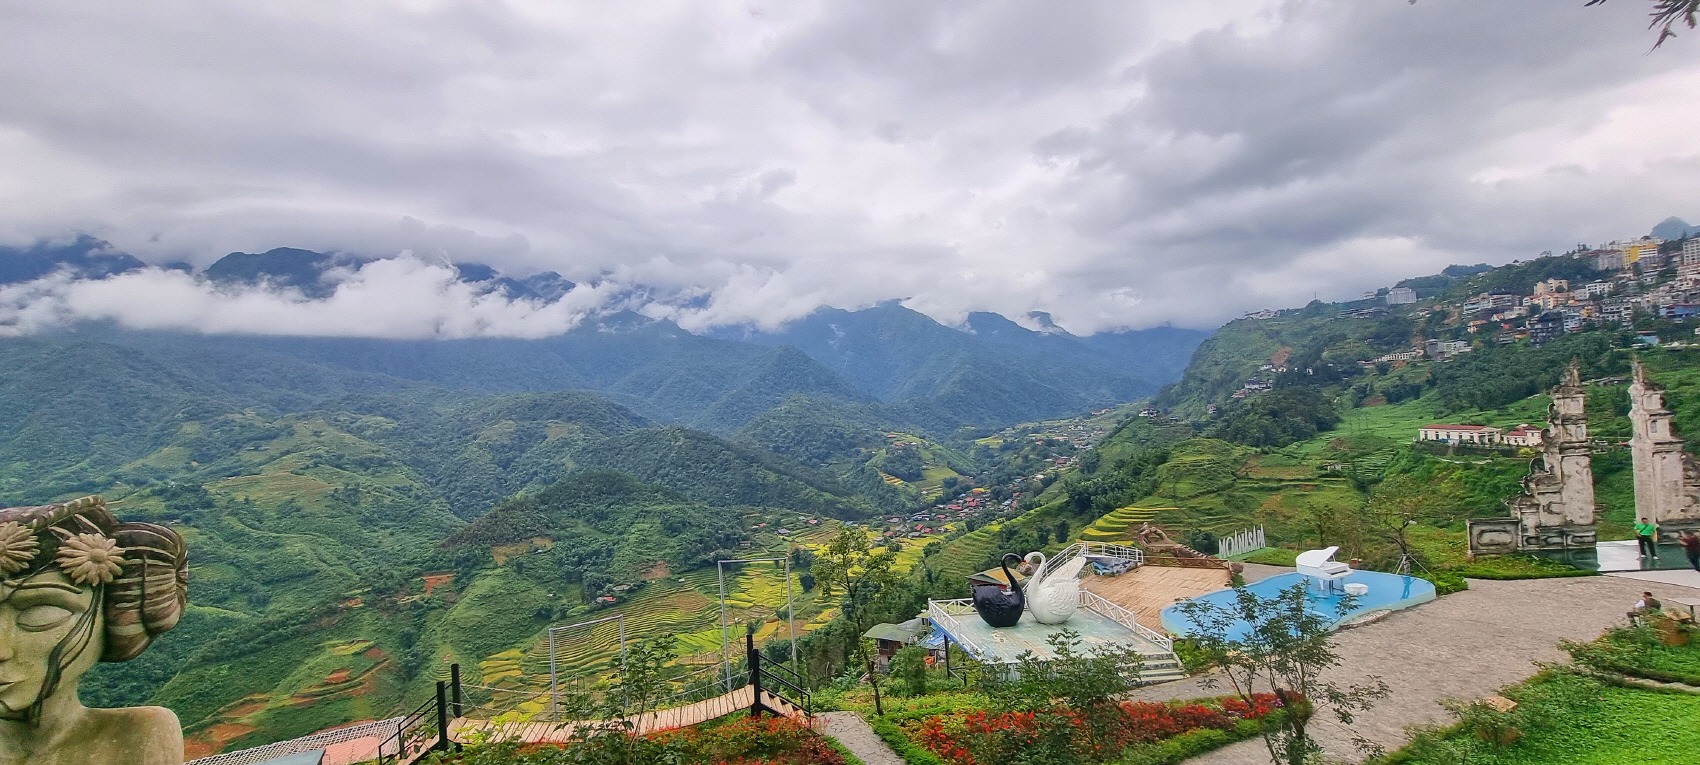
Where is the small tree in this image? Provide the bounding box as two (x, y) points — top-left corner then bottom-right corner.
(1368, 473), (1467, 572)
(1175, 583), (1389, 765)
(810, 527), (899, 654)
(890, 645), (929, 697)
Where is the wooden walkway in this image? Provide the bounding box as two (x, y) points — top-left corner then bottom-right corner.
(450, 686), (809, 745)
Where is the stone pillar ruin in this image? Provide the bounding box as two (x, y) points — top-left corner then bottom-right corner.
(1628, 358), (1700, 541)
(1470, 362), (1596, 554)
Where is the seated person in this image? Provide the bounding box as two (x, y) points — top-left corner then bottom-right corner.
(1627, 591), (1663, 625)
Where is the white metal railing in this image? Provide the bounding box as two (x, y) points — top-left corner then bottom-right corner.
(1080, 590), (1174, 652)
(1217, 527), (1266, 559)
(1038, 542), (1146, 582)
(926, 598), (988, 655)
(1082, 542), (1146, 568)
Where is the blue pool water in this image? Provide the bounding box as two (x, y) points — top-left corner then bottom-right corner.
(1160, 571), (1436, 640)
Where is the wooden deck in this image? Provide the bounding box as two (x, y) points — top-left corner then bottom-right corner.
(450, 686), (809, 746)
(1081, 565), (1230, 631)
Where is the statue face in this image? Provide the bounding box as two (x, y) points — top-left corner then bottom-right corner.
(0, 570), (97, 719)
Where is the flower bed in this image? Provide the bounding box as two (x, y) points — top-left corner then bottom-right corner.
(425, 715), (848, 765)
(906, 694), (1284, 765)
(651, 715), (848, 765)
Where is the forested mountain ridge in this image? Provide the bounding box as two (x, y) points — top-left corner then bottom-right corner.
(721, 303), (1207, 425)
(0, 237), (1218, 753)
(0, 311), (1128, 751)
(0, 234), (146, 284)
(3, 237), (1208, 436)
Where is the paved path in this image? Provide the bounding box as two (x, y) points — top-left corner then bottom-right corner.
(1606, 568), (1700, 589)
(818, 711), (905, 765)
(1127, 574), (1700, 763)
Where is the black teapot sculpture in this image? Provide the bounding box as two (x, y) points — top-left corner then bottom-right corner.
(971, 552), (1026, 628)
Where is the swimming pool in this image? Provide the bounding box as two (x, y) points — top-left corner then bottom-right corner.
(1160, 571), (1436, 639)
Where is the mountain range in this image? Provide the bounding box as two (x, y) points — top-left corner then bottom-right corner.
(1, 237), (1209, 439)
(0, 235), (1216, 752)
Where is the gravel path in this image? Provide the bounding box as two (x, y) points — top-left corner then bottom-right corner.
(818, 711), (905, 765)
(1127, 574), (1700, 763)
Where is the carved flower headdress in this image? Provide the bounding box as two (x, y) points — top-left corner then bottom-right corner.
(0, 521), (38, 574)
(0, 497), (128, 585)
(53, 531), (127, 585)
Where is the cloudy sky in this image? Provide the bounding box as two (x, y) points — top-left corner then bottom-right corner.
(1, 0), (1697, 338)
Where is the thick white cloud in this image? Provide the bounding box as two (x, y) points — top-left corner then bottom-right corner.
(0, 256), (628, 339)
(0, 0), (1694, 335)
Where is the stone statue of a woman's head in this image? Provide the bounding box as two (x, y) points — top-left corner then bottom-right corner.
(0, 496), (188, 765)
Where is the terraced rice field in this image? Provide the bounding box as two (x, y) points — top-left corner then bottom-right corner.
(1078, 506), (1165, 542)
(886, 533), (945, 571)
(930, 524), (1001, 579)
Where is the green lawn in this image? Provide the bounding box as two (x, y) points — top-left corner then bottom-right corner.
(1382, 671), (1700, 765)
(1495, 686), (1700, 764)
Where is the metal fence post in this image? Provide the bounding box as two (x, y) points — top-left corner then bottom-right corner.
(747, 632), (762, 717)
(435, 681), (449, 753)
(450, 663), (462, 718)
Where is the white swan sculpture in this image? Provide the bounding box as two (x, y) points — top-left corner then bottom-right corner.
(1023, 551), (1088, 624)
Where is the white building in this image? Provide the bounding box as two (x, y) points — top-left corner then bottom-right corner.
(1418, 424), (1501, 444)
(1574, 281), (1613, 299)
(1501, 425), (1545, 447)
(1418, 423), (1543, 447)
(1592, 249), (1627, 271)
(1385, 287), (1417, 305)
(1423, 339), (1472, 359)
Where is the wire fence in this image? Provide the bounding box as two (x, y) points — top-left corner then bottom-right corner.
(461, 660), (738, 723)
(190, 657), (758, 765)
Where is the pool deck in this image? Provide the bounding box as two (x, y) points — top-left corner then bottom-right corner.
(1131, 571), (1700, 763)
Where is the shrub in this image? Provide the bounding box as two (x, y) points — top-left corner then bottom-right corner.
(1450, 554), (1595, 580)
(1415, 570), (1468, 595)
(890, 646), (929, 697)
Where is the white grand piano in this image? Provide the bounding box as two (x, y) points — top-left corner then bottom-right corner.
(1294, 546), (1350, 594)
